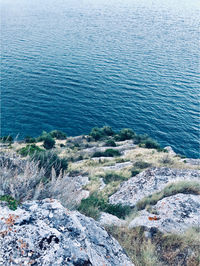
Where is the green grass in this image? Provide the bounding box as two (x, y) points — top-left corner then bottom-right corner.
(78, 193), (131, 220)
(102, 172), (127, 184)
(18, 144), (44, 157)
(0, 195), (19, 210)
(136, 181), (200, 210)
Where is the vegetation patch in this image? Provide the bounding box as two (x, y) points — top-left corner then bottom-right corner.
(90, 126), (115, 141)
(114, 128), (135, 141)
(102, 172), (127, 184)
(31, 151), (68, 178)
(136, 181), (200, 210)
(104, 139), (116, 147)
(0, 135), (13, 143)
(134, 161), (152, 169)
(93, 149), (121, 158)
(24, 136), (36, 143)
(18, 144), (44, 157)
(0, 195), (19, 210)
(106, 226), (200, 266)
(78, 193), (131, 220)
(49, 130), (67, 140)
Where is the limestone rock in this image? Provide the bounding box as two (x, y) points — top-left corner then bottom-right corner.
(0, 199), (133, 266)
(129, 193), (200, 233)
(99, 212), (126, 227)
(109, 167), (200, 207)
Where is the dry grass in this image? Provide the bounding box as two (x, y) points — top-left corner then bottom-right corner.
(106, 226), (200, 266)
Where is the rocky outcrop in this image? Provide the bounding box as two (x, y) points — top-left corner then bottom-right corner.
(0, 199), (133, 266)
(109, 167), (200, 207)
(129, 193), (200, 233)
(99, 212), (126, 227)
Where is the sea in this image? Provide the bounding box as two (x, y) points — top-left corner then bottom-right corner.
(1, 0), (199, 158)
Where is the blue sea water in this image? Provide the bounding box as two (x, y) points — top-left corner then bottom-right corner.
(1, 0), (199, 158)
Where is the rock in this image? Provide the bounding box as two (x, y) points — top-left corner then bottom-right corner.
(129, 194), (200, 233)
(0, 199), (133, 266)
(181, 158), (200, 166)
(164, 146), (176, 156)
(99, 212), (126, 227)
(102, 162), (132, 171)
(109, 167), (200, 207)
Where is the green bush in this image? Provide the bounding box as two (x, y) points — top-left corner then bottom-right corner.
(0, 135), (13, 143)
(102, 126), (115, 136)
(90, 127), (104, 141)
(131, 169), (140, 176)
(133, 134), (149, 144)
(49, 130), (67, 140)
(0, 195), (19, 210)
(36, 131), (49, 142)
(115, 128), (135, 141)
(24, 136), (36, 143)
(78, 193), (131, 219)
(105, 139), (116, 147)
(103, 172), (126, 184)
(143, 138), (160, 149)
(18, 144), (44, 157)
(90, 126), (115, 141)
(31, 151), (68, 178)
(134, 161), (152, 169)
(93, 149), (121, 157)
(43, 136), (55, 150)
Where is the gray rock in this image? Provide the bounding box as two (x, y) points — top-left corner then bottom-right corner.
(99, 212), (126, 227)
(102, 162), (132, 171)
(109, 167), (200, 207)
(0, 199), (133, 266)
(181, 158), (200, 166)
(164, 146), (176, 156)
(129, 194), (200, 233)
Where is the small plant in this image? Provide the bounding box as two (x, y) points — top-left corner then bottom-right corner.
(0, 135), (13, 143)
(90, 127), (104, 141)
(131, 169), (140, 176)
(43, 135), (55, 150)
(102, 126), (115, 136)
(24, 136), (36, 143)
(134, 161), (152, 169)
(49, 130), (67, 140)
(102, 172), (127, 184)
(143, 138), (160, 149)
(18, 144), (44, 157)
(78, 193), (131, 219)
(0, 195), (19, 210)
(93, 149), (121, 157)
(105, 139), (116, 147)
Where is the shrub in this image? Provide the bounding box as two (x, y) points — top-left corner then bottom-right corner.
(143, 138), (160, 149)
(18, 144), (44, 157)
(0, 195), (19, 210)
(102, 126), (115, 136)
(78, 193), (131, 219)
(93, 149), (121, 157)
(105, 139), (116, 147)
(133, 134), (149, 144)
(131, 169), (140, 176)
(134, 161), (152, 169)
(43, 136), (55, 150)
(103, 172), (126, 184)
(90, 127), (104, 141)
(0, 135), (13, 143)
(24, 136), (36, 143)
(36, 131), (49, 142)
(31, 151), (68, 178)
(115, 128), (135, 141)
(49, 130), (67, 140)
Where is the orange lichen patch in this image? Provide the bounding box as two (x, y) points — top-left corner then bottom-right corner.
(148, 216), (160, 221)
(4, 214), (18, 226)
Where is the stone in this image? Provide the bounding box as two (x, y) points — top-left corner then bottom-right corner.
(99, 212), (126, 227)
(109, 167), (200, 207)
(0, 199), (133, 266)
(129, 193), (200, 233)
